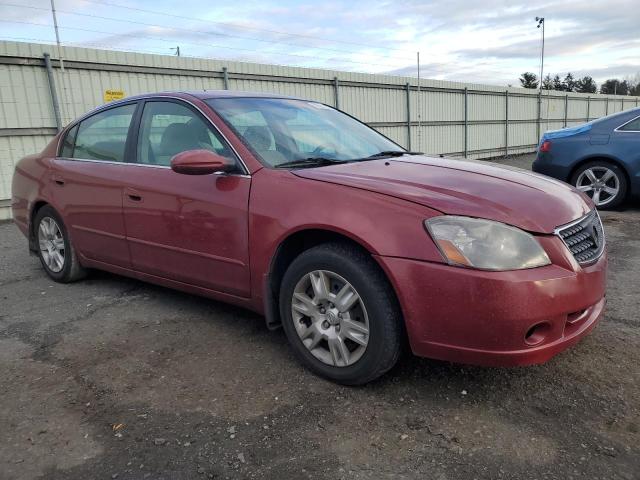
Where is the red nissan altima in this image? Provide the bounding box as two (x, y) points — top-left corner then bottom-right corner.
(12, 91), (607, 384)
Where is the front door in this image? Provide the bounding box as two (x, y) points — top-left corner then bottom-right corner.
(122, 99), (251, 297)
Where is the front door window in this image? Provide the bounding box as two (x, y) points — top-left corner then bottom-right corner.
(136, 101), (237, 167)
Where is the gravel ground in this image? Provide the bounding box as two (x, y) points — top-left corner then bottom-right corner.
(1, 153), (639, 480)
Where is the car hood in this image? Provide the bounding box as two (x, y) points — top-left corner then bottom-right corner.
(292, 156), (591, 233)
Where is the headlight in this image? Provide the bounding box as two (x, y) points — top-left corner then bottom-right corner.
(424, 216), (551, 271)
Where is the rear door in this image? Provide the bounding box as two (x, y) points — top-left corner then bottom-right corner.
(51, 102), (138, 267)
(122, 99), (251, 297)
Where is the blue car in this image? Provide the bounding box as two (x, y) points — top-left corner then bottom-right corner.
(533, 107), (640, 209)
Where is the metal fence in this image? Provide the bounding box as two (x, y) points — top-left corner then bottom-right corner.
(1, 40), (639, 219)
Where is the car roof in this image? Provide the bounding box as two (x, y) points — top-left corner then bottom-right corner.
(124, 90), (305, 101)
(191, 90), (303, 100)
(592, 106), (640, 127)
(72, 90), (311, 127)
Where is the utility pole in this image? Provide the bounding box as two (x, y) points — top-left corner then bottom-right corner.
(49, 0), (64, 71)
(416, 51), (421, 152)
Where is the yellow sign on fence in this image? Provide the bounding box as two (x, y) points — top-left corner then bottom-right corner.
(104, 89), (125, 103)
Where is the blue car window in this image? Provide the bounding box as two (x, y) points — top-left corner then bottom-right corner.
(619, 116), (640, 132)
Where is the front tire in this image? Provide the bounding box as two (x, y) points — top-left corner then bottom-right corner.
(570, 161), (628, 209)
(34, 205), (87, 283)
(279, 242), (403, 385)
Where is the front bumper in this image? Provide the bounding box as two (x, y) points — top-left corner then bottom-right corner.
(375, 243), (607, 367)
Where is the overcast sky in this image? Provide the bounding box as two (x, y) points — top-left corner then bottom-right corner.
(1, 0), (639, 87)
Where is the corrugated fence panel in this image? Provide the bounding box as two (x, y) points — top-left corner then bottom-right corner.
(411, 90), (463, 122)
(230, 79), (334, 105)
(341, 86), (406, 123)
(469, 123), (506, 151)
(568, 97), (588, 120)
(509, 94), (537, 121)
(509, 123), (537, 149)
(55, 70), (228, 124)
(541, 121), (565, 133)
(469, 93), (506, 121)
(0, 65), (54, 129)
(2, 40), (640, 219)
(373, 126), (407, 148)
(542, 96), (566, 120)
(0, 135), (52, 200)
(589, 99), (608, 118)
(412, 125), (464, 155)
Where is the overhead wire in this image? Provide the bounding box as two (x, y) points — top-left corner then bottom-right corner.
(0, 19), (408, 69)
(0, 2), (415, 62)
(77, 0), (413, 55)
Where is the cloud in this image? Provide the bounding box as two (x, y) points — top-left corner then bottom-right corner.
(1, 0), (638, 87)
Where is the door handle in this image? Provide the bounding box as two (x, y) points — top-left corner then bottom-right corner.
(52, 174), (65, 186)
(125, 187), (143, 202)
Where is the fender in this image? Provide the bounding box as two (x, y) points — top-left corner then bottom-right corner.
(248, 168), (444, 327)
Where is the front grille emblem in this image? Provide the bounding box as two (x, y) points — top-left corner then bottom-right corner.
(555, 211), (605, 265)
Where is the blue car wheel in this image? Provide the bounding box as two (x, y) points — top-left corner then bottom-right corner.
(570, 161), (628, 209)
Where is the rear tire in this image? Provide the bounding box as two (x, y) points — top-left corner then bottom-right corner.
(34, 205), (87, 283)
(570, 161), (627, 210)
(279, 242), (403, 385)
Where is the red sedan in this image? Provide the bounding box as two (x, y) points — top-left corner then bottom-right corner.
(12, 91), (607, 384)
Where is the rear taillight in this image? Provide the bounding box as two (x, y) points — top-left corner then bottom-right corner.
(538, 140), (551, 153)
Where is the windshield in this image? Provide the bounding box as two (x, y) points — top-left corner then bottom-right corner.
(206, 97), (405, 167)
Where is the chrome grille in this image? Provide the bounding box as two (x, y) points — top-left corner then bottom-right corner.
(556, 211), (605, 265)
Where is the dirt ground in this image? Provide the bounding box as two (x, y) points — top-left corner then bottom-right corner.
(1, 154), (639, 480)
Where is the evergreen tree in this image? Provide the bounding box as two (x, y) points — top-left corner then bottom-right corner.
(576, 76), (597, 93)
(553, 75), (564, 91)
(600, 79), (629, 95)
(542, 74), (554, 90)
(519, 72), (539, 89)
(563, 73), (577, 92)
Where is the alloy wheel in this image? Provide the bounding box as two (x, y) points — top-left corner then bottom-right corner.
(575, 167), (620, 207)
(291, 270), (369, 367)
(38, 216), (65, 273)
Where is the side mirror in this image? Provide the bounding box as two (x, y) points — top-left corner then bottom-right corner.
(170, 150), (235, 175)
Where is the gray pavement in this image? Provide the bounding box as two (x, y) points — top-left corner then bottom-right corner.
(1, 153), (639, 479)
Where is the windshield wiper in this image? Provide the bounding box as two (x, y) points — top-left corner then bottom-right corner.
(363, 150), (422, 159)
(274, 157), (351, 169)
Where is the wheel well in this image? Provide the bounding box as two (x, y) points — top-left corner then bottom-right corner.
(28, 201), (49, 251)
(265, 229), (382, 329)
(568, 156), (631, 190)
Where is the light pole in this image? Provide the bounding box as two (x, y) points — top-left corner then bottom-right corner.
(535, 16), (545, 140)
(536, 17), (545, 90)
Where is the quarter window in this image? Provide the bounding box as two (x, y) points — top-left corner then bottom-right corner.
(619, 116), (640, 131)
(60, 124), (78, 157)
(136, 101), (236, 167)
(73, 104), (136, 162)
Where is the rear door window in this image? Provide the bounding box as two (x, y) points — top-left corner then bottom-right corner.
(72, 104), (136, 162)
(619, 116), (640, 131)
